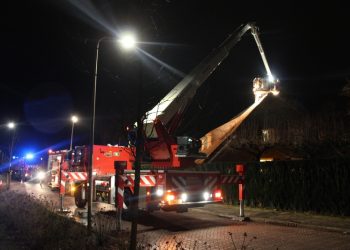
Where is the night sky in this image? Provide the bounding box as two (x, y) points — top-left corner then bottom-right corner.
(1, 1), (349, 158)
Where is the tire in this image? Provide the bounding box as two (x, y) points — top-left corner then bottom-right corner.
(74, 185), (87, 208)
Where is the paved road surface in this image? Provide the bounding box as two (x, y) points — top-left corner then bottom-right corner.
(10, 181), (350, 249)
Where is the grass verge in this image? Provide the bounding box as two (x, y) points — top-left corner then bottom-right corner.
(0, 190), (97, 249)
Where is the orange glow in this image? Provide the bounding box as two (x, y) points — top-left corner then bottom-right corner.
(260, 157), (273, 162)
(166, 194), (175, 202)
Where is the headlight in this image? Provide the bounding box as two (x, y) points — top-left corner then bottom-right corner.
(156, 189), (164, 197)
(37, 171), (45, 180)
(181, 193), (188, 202)
(165, 194), (175, 202)
(203, 192), (210, 201)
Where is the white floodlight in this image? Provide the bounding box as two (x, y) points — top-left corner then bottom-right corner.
(267, 74), (275, 83)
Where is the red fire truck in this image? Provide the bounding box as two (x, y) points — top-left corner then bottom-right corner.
(54, 23), (279, 211)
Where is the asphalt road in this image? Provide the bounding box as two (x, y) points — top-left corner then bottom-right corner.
(10, 180), (350, 249)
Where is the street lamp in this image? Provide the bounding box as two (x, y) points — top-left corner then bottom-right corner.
(8, 122), (15, 129)
(88, 32), (137, 231)
(7, 121), (16, 189)
(70, 115), (78, 150)
(118, 32), (137, 50)
(7, 122), (16, 168)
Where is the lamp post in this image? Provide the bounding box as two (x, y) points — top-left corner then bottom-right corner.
(88, 32), (137, 231)
(70, 115), (78, 151)
(7, 122), (16, 190)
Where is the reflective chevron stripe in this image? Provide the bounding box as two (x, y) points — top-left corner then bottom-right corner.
(171, 176), (186, 191)
(66, 172), (87, 181)
(117, 175), (124, 209)
(220, 175), (243, 184)
(123, 175), (156, 187)
(204, 176), (218, 191)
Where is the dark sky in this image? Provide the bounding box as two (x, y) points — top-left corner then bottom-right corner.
(1, 0), (349, 157)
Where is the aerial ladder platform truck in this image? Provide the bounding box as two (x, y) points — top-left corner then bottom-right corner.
(54, 22), (279, 211)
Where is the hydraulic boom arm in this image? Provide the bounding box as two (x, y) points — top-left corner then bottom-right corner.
(144, 23), (255, 135)
(250, 25), (273, 79)
(196, 25), (280, 164)
(141, 22), (279, 167)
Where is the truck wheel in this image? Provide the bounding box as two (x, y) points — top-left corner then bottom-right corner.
(74, 185), (87, 208)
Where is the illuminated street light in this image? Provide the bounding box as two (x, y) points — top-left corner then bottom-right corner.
(7, 122), (16, 166)
(88, 32), (137, 231)
(71, 115), (78, 123)
(6, 121), (16, 190)
(118, 32), (137, 50)
(7, 122), (15, 129)
(70, 115), (78, 150)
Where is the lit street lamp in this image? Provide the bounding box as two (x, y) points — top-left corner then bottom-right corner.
(88, 32), (137, 231)
(118, 32), (137, 50)
(7, 121), (16, 189)
(70, 115), (78, 150)
(8, 122), (15, 129)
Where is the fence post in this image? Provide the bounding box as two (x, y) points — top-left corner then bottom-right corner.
(59, 170), (66, 211)
(114, 161), (126, 231)
(236, 164), (245, 218)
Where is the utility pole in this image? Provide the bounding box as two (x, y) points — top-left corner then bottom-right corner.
(129, 62), (143, 250)
(89, 33), (137, 233)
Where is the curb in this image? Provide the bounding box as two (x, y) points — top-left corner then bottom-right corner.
(217, 214), (250, 222)
(217, 213), (350, 235)
(191, 207), (350, 235)
(255, 217), (350, 235)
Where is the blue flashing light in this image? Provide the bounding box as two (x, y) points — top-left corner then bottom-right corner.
(25, 153), (34, 160)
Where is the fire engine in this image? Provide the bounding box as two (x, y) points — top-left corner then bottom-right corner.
(51, 22), (279, 211)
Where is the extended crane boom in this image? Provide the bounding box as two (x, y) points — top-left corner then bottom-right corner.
(144, 23), (253, 135)
(141, 22), (279, 166)
(197, 26), (280, 164)
(250, 25), (273, 78)
(144, 23), (277, 136)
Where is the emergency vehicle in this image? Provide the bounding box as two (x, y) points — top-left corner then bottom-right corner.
(51, 23), (279, 211)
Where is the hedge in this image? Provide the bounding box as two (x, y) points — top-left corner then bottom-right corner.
(201, 159), (350, 216)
